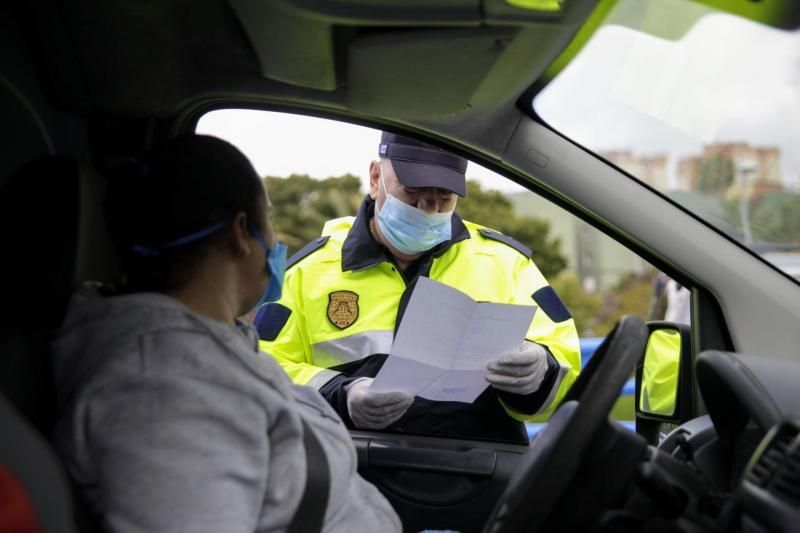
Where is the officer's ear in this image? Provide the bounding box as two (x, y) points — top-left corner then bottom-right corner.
(369, 160), (381, 200)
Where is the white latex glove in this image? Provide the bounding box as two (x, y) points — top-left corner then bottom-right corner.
(346, 378), (414, 430)
(485, 341), (550, 396)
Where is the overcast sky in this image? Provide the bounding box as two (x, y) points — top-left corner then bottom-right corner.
(197, 110), (524, 193)
(198, 3), (800, 193)
(535, 9), (800, 189)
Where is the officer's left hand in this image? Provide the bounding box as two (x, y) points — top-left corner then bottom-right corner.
(486, 341), (549, 396)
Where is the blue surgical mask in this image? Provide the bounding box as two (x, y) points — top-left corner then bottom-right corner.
(250, 225), (287, 306)
(375, 167), (454, 255)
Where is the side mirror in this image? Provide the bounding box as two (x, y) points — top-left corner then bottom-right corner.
(635, 322), (692, 444)
(640, 328), (681, 416)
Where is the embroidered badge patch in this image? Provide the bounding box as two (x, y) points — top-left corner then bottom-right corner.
(327, 290), (359, 329)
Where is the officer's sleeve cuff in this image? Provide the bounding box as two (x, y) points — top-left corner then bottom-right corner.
(496, 345), (559, 415)
(319, 373), (368, 428)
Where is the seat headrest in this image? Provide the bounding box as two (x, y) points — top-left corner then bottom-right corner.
(0, 156), (80, 328)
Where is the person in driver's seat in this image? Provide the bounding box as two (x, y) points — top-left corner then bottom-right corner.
(51, 135), (401, 533)
(256, 132), (581, 444)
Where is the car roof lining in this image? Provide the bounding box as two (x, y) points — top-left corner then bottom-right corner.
(32, 0), (799, 126)
(27, 0), (591, 135)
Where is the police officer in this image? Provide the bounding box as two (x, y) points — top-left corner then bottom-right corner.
(256, 133), (580, 443)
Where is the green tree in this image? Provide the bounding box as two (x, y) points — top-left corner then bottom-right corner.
(457, 181), (567, 278)
(750, 191), (800, 244)
(264, 173), (363, 254)
(550, 272), (602, 336)
(594, 271), (658, 337)
(697, 153), (735, 194)
(552, 270), (658, 338)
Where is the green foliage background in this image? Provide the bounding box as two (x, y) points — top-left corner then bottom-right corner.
(456, 181), (567, 279)
(264, 173), (363, 252)
(668, 188), (800, 245)
(738, 191), (800, 244)
(551, 270), (657, 338)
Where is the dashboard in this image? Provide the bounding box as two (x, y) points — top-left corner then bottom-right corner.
(660, 350), (800, 532)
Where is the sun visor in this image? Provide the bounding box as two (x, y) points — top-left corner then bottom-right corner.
(347, 28), (517, 118)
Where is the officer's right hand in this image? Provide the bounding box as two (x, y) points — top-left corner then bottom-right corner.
(346, 378), (414, 430)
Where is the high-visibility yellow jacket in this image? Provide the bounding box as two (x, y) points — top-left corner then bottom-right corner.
(257, 197), (580, 443)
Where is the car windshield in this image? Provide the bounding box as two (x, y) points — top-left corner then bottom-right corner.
(533, 0), (800, 280)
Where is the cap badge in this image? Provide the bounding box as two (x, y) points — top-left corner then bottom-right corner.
(327, 290), (359, 329)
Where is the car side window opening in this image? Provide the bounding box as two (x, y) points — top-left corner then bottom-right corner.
(197, 109), (671, 441)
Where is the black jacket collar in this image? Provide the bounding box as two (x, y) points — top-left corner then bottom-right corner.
(341, 195), (470, 272)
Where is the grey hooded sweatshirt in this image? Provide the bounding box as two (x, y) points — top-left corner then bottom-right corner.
(52, 288), (401, 533)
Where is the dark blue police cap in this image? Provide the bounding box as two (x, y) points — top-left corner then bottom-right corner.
(379, 132), (468, 197)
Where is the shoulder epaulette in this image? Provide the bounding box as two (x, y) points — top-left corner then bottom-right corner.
(287, 235), (331, 269)
(532, 286), (572, 323)
(477, 228), (531, 258)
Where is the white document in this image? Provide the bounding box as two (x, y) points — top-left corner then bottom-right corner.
(369, 276), (536, 403)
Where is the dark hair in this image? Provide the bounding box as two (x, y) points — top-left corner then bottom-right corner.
(106, 135), (265, 293)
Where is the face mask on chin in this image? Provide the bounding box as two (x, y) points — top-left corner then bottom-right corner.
(374, 165), (454, 255)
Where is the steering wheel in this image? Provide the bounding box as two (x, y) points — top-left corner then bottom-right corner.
(483, 315), (648, 533)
